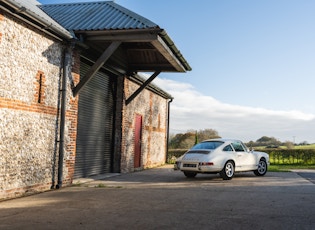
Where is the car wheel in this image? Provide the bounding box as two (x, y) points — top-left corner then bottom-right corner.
(183, 171), (197, 178)
(220, 161), (234, 180)
(254, 158), (267, 176)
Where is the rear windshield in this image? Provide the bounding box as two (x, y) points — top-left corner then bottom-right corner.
(191, 141), (223, 150)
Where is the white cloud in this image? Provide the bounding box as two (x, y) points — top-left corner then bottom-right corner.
(154, 77), (315, 143)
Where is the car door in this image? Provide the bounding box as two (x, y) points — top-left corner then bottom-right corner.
(231, 141), (256, 171)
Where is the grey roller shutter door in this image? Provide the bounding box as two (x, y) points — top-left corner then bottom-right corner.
(74, 62), (115, 178)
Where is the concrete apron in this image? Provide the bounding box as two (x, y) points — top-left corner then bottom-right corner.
(0, 165), (314, 230)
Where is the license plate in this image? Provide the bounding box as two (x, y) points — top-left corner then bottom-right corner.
(183, 163), (197, 168)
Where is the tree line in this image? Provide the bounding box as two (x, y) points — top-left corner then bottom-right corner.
(168, 129), (311, 149)
(168, 129), (220, 149)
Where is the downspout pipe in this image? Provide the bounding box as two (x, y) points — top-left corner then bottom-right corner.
(166, 98), (173, 163)
(56, 45), (72, 189)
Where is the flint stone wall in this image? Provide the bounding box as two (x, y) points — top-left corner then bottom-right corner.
(121, 77), (168, 173)
(0, 10), (78, 200)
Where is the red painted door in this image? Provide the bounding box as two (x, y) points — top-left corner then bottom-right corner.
(134, 115), (142, 168)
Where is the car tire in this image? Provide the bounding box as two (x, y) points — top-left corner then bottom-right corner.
(220, 161), (234, 180)
(254, 158), (267, 176)
(183, 171), (197, 178)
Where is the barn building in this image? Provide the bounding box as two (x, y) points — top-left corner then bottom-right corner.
(0, 0), (190, 200)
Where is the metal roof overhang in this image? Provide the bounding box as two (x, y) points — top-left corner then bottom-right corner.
(76, 28), (191, 73)
(72, 28), (191, 100)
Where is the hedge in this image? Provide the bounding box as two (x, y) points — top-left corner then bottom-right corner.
(167, 149), (315, 165)
(264, 149), (315, 165)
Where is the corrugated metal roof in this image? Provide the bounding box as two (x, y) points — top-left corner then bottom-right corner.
(39, 1), (159, 31)
(3, 0), (73, 39)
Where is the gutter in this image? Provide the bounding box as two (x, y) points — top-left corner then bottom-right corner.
(159, 30), (192, 72)
(0, 0), (73, 41)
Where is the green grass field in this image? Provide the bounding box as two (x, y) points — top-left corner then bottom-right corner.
(294, 144), (315, 149)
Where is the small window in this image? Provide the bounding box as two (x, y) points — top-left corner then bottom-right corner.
(223, 144), (233, 152)
(34, 71), (45, 104)
(232, 142), (245, 152)
(38, 73), (43, 103)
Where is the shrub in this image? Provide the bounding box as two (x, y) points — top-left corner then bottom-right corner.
(167, 149), (187, 163)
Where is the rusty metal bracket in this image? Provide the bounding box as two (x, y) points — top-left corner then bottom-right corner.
(125, 71), (161, 105)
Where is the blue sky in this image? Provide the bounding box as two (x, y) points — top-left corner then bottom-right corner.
(39, 0), (315, 143)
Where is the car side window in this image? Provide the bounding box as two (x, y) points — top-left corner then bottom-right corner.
(231, 142), (245, 152)
(223, 144), (233, 151)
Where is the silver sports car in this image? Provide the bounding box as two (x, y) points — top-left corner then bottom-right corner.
(174, 138), (270, 180)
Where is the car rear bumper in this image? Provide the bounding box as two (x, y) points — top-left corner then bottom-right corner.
(175, 162), (222, 173)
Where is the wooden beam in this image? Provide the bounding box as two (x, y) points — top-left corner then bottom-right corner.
(126, 48), (156, 51)
(86, 33), (157, 42)
(151, 36), (186, 72)
(127, 64), (175, 72)
(125, 71), (161, 105)
(73, 41), (121, 96)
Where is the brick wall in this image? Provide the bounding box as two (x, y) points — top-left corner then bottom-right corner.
(0, 10), (79, 200)
(121, 77), (169, 173)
